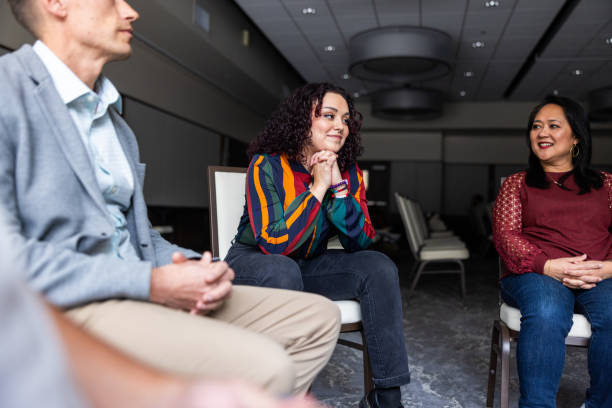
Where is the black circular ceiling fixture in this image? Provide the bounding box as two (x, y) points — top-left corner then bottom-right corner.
(349, 26), (452, 82)
(371, 87), (444, 120)
(589, 87), (612, 122)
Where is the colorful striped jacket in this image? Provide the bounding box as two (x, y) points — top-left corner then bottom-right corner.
(234, 153), (375, 258)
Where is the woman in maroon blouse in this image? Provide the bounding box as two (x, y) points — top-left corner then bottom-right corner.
(493, 95), (612, 408)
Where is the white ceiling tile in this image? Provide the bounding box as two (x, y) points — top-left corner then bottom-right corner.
(377, 14), (420, 26)
(234, 0), (612, 104)
(422, 0), (468, 14)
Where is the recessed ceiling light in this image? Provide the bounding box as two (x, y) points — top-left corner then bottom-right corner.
(571, 69), (583, 76)
(485, 0), (500, 7)
(342, 73), (350, 80)
(459, 90), (467, 97)
(471, 41), (486, 48)
(552, 89), (560, 95)
(463, 71), (474, 78)
(353, 92), (360, 98)
(324, 45), (336, 52)
(605, 37), (612, 45)
(302, 7), (316, 15)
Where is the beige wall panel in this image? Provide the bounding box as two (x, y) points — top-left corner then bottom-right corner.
(360, 131), (442, 161)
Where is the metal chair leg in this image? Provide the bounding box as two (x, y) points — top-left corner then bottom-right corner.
(360, 328), (374, 393)
(409, 261), (427, 293)
(499, 323), (511, 408)
(457, 260), (466, 298)
(486, 322), (500, 407)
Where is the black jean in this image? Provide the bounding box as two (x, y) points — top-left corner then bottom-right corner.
(226, 242), (411, 388)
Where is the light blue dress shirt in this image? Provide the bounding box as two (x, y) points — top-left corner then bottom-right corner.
(33, 40), (140, 261)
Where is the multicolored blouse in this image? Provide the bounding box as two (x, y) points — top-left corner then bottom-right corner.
(234, 153), (375, 258)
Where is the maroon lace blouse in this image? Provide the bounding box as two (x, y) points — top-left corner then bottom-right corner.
(493, 171), (612, 277)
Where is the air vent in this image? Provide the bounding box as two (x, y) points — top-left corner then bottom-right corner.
(349, 26), (452, 83)
(371, 87), (444, 120)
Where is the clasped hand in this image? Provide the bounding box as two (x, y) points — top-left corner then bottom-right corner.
(543, 254), (606, 290)
(309, 150), (345, 201)
(150, 251), (234, 314)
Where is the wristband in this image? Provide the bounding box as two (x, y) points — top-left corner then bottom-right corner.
(330, 179), (348, 190)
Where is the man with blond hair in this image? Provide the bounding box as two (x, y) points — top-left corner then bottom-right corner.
(0, 0), (340, 396)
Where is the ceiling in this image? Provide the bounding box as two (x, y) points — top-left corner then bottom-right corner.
(233, 0), (612, 103)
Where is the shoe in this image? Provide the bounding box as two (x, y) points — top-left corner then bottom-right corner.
(359, 389), (404, 408)
(359, 391), (378, 408)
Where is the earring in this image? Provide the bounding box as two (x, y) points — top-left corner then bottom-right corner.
(570, 144), (580, 158)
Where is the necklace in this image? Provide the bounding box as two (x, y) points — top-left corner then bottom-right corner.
(551, 178), (564, 188)
(549, 171), (572, 190)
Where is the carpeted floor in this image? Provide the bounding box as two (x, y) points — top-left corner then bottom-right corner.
(310, 245), (589, 408)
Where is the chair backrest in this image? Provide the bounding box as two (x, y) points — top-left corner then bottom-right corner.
(208, 166), (247, 259)
(394, 192), (420, 259)
(404, 199), (426, 246)
(413, 201), (430, 239)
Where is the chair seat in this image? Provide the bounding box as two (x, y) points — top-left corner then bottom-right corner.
(420, 245), (470, 261)
(335, 300), (362, 324)
(423, 237), (465, 246)
(430, 231), (454, 238)
(500, 302), (592, 338)
(327, 236), (343, 250)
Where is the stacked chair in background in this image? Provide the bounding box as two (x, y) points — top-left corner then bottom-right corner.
(394, 193), (469, 298)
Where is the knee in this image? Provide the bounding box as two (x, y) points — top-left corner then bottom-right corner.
(259, 255), (303, 290)
(357, 251), (399, 287)
(521, 301), (572, 334)
(316, 296), (342, 335)
(588, 309), (612, 333)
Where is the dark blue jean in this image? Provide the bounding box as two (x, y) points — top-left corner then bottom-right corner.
(500, 273), (612, 408)
(225, 242), (411, 388)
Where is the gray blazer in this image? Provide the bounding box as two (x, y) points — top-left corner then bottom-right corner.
(0, 45), (199, 308)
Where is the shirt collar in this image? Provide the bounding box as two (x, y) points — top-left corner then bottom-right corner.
(32, 40), (122, 114)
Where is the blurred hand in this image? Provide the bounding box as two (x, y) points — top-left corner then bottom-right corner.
(543, 254), (603, 290)
(178, 380), (324, 408)
(150, 251), (234, 313)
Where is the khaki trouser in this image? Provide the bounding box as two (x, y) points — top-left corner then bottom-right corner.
(66, 285), (341, 395)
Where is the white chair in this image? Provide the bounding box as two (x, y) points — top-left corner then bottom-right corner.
(413, 201), (454, 238)
(486, 262), (591, 408)
(402, 197), (465, 247)
(208, 166), (373, 394)
(395, 192), (468, 298)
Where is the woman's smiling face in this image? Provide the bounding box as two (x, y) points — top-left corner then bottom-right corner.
(308, 92), (350, 154)
(529, 103), (577, 172)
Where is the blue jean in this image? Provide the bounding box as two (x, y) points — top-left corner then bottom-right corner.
(225, 242), (411, 388)
(500, 273), (612, 408)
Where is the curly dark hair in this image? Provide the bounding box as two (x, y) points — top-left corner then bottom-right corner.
(525, 94), (603, 194)
(247, 83), (363, 172)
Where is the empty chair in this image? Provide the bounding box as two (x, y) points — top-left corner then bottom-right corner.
(413, 201), (455, 238)
(395, 192), (469, 298)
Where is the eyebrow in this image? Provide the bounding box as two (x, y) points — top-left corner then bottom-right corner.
(533, 118), (561, 123)
(322, 106), (349, 115)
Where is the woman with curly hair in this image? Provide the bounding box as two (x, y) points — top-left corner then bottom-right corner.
(225, 83), (410, 408)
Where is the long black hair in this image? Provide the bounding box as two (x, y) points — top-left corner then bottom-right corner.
(525, 95), (602, 194)
(247, 83), (363, 172)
